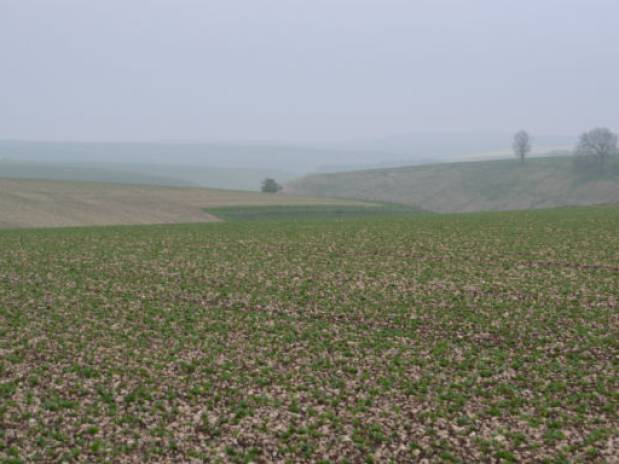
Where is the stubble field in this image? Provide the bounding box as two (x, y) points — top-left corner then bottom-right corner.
(0, 206), (617, 462)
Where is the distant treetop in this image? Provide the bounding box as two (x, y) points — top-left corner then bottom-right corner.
(261, 178), (283, 193)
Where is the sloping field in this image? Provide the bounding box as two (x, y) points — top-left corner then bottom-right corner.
(287, 156), (619, 212)
(0, 206), (617, 462)
(0, 178), (367, 229)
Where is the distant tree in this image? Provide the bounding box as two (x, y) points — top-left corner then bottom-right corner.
(512, 130), (532, 164)
(574, 127), (618, 167)
(261, 178), (282, 193)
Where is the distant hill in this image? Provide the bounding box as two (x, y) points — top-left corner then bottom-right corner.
(287, 155), (619, 213)
(0, 159), (295, 191)
(0, 178), (366, 229)
(0, 137), (579, 190)
(0, 140), (412, 190)
(0, 139), (391, 178)
(0, 160), (192, 187)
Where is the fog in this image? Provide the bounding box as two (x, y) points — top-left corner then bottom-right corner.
(2, 0), (618, 148)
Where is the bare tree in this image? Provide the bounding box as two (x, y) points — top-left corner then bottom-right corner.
(512, 130), (532, 164)
(574, 127), (618, 167)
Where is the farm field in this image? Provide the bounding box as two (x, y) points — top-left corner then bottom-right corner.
(0, 205), (618, 462)
(0, 178), (370, 229)
(205, 204), (422, 222)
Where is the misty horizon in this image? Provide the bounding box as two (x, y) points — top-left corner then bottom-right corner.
(0, 129), (578, 147)
(2, 0), (618, 145)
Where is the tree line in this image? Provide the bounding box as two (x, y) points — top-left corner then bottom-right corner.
(513, 127), (618, 167)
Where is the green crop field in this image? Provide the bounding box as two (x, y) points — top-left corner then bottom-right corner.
(0, 206), (617, 462)
(204, 204), (422, 222)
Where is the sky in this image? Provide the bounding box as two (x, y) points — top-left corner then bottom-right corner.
(1, 0), (618, 144)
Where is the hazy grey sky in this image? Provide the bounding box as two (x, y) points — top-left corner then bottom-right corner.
(2, 0), (618, 143)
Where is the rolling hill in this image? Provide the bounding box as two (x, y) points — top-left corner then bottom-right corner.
(0, 138), (578, 191)
(0, 178), (369, 229)
(287, 155), (619, 213)
(0, 140), (392, 186)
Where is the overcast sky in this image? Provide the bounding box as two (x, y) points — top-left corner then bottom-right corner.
(1, 0), (618, 143)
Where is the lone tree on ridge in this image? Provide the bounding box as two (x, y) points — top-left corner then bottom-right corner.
(513, 130), (532, 164)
